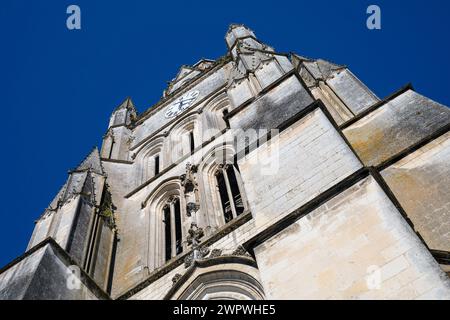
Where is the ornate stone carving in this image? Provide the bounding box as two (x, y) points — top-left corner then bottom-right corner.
(181, 163), (200, 217)
(210, 248), (222, 258)
(227, 37), (275, 88)
(196, 60), (214, 71)
(126, 135), (135, 146)
(184, 246), (210, 268)
(232, 245), (251, 257)
(186, 202), (199, 217)
(184, 253), (193, 268)
(215, 163), (232, 176)
(180, 163), (198, 192)
(184, 222), (210, 268)
(186, 223), (204, 247)
(172, 273), (182, 285)
(167, 195), (177, 204)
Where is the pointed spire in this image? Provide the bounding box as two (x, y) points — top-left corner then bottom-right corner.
(109, 97), (137, 127)
(75, 146), (104, 175)
(114, 97), (136, 112)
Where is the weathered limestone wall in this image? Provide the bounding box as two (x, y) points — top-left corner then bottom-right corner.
(238, 107), (362, 230)
(229, 75), (313, 134)
(103, 130), (237, 296)
(0, 241), (107, 300)
(110, 126), (133, 161)
(115, 105), (361, 299)
(253, 176), (450, 299)
(326, 69), (378, 115)
(28, 186), (84, 251)
(12, 24), (450, 301)
(103, 154), (209, 295)
(344, 89), (450, 166)
(53, 196), (81, 249)
(67, 196), (94, 265)
(310, 82), (353, 125)
(124, 106), (363, 300)
(120, 122), (450, 300)
(28, 212), (53, 249)
(0, 246), (46, 299)
(295, 57), (378, 124)
(101, 161), (141, 296)
(91, 217), (115, 290)
(382, 131), (450, 252)
(125, 215), (260, 300)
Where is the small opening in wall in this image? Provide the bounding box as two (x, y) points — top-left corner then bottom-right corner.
(154, 155), (160, 175)
(222, 109), (230, 128)
(217, 171), (233, 223)
(227, 165), (244, 216)
(174, 198), (183, 255)
(189, 131), (195, 154)
(163, 205), (171, 262)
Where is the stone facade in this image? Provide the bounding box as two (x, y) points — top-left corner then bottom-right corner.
(1, 24), (450, 300)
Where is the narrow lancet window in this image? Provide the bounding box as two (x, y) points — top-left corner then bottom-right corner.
(154, 155), (160, 175)
(163, 197), (183, 263)
(163, 205), (172, 262)
(174, 198), (183, 255)
(226, 165), (244, 216)
(222, 109), (230, 128)
(215, 162), (246, 224)
(189, 131), (195, 154)
(216, 170), (233, 223)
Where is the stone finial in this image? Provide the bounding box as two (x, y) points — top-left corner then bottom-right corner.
(225, 24), (256, 49)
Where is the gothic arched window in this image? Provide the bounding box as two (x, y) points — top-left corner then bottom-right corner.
(143, 152), (161, 181)
(168, 114), (200, 163)
(163, 197), (183, 262)
(189, 130), (195, 154)
(215, 162), (245, 224)
(154, 154), (160, 175)
(135, 137), (165, 185)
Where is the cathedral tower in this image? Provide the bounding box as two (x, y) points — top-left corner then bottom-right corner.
(1, 24), (450, 300)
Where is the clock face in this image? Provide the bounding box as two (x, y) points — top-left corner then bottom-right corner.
(165, 90), (200, 119)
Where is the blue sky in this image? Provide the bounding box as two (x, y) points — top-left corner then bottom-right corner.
(1, 0), (449, 267)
